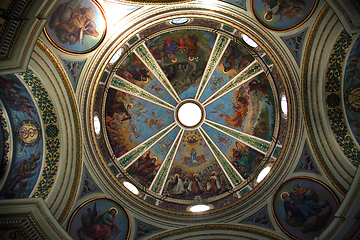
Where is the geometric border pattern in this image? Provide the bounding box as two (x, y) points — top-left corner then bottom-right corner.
(18, 69), (60, 199)
(324, 30), (359, 166)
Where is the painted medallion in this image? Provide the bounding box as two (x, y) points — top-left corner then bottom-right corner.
(273, 177), (339, 239)
(45, 0), (106, 53)
(68, 198), (130, 240)
(252, 0), (318, 31)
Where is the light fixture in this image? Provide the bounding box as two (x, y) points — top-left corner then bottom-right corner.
(281, 93), (288, 117)
(123, 181), (139, 195)
(256, 166), (271, 183)
(94, 114), (101, 135)
(188, 204), (212, 213)
(170, 18), (190, 25)
(241, 34), (258, 48)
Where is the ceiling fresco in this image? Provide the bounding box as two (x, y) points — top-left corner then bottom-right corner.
(0, 75), (43, 199)
(3, 0), (360, 239)
(252, 0), (318, 31)
(45, 0), (106, 53)
(94, 18), (288, 207)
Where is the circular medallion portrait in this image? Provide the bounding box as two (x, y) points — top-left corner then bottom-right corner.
(68, 198), (130, 240)
(45, 0), (106, 53)
(273, 177), (339, 239)
(252, 0), (318, 31)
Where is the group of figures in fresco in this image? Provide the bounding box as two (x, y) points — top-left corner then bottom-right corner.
(0, 75), (42, 199)
(163, 163), (231, 200)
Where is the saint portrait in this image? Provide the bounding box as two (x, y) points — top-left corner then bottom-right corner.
(252, 0), (318, 31)
(273, 177), (339, 239)
(68, 198), (130, 240)
(45, 0), (106, 53)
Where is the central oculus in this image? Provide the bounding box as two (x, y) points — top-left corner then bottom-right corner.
(175, 100), (205, 129)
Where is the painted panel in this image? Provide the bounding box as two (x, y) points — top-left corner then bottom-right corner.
(61, 58), (86, 90)
(145, 29), (217, 99)
(0, 75), (43, 199)
(200, 40), (255, 102)
(115, 52), (177, 106)
(205, 73), (275, 142)
(162, 130), (233, 200)
(105, 89), (173, 158)
(127, 127), (180, 188)
(241, 206), (274, 229)
(80, 167), (101, 198)
(202, 124), (264, 179)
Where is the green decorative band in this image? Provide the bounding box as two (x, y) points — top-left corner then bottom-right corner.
(301, 3), (347, 196)
(19, 69), (60, 199)
(111, 76), (174, 110)
(324, 31), (359, 166)
(195, 35), (230, 100)
(203, 61), (262, 106)
(205, 120), (270, 154)
(118, 123), (176, 168)
(35, 39), (82, 224)
(135, 44), (181, 102)
(150, 129), (184, 193)
(199, 127), (243, 186)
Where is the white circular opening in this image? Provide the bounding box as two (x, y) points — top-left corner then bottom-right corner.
(241, 34), (258, 48)
(123, 181), (139, 195)
(177, 102), (202, 127)
(256, 166), (271, 183)
(188, 204), (211, 213)
(94, 115), (101, 135)
(281, 93), (288, 117)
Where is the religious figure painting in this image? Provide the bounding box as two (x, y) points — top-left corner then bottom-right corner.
(343, 35), (360, 145)
(145, 29), (217, 99)
(68, 198), (129, 240)
(45, 0), (106, 53)
(0, 74), (44, 199)
(273, 178), (339, 239)
(252, 0), (318, 31)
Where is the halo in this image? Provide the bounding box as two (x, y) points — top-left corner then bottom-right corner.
(127, 103), (133, 109)
(193, 173), (199, 178)
(211, 171), (216, 175)
(280, 192), (289, 201)
(174, 174), (180, 178)
(171, 57), (177, 63)
(189, 56), (194, 61)
(109, 207), (118, 216)
(264, 12), (273, 22)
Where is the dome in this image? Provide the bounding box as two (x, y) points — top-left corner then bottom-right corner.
(88, 14), (290, 215)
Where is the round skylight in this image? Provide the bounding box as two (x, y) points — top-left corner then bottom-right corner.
(170, 18), (190, 25)
(281, 93), (288, 117)
(177, 102), (202, 127)
(93, 114), (101, 135)
(241, 34), (258, 48)
(188, 204), (211, 213)
(123, 181), (139, 195)
(256, 166), (271, 183)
